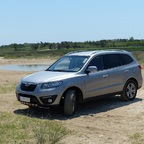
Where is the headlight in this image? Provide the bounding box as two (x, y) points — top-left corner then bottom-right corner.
(41, 81), (63, 89)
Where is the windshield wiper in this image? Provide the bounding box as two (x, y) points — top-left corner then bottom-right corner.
(47, 69), (75, 72)
(47, 69), (66, 72)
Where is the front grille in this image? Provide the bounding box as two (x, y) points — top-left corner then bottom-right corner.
(20, 83), (37, 92)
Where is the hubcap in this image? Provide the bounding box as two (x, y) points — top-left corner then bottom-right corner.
(126, 83), (136, 99)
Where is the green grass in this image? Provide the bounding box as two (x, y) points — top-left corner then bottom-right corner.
(130, 133), (144, 144)
(0, 78), (69, 143)
(0, 112), (68, 144)
(1, 46), (144, 59)
(0, 80), (69, 144)
(0, 83), (17, 94)
(1, 46), (144, 65)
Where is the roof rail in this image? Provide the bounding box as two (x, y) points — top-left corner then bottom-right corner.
(104, 49), (127, 52)
(65, 49), (127, 56)
(65, 50), (87, 55)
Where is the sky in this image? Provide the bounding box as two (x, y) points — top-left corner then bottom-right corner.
(0, 0), (144, 46)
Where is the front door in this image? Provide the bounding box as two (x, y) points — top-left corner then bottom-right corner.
(84, 70), (109, 98)
(84, 56), (109, 98)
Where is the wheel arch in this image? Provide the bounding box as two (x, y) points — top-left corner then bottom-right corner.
(125, 78), (138, 88)
(121, 77), (138, 101)
(60, 86), (83, 106)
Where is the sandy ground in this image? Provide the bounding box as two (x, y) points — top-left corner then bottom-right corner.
(0, 58), (144, 144)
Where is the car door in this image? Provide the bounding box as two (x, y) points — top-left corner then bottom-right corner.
(102, 54), (130, 93)
(84, 56), (109, 98)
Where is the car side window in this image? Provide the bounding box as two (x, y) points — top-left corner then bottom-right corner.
(120, 54), (134, 65)
(88, 56), (103, 71)
(102, 55), (110, 69)
(102, 54), (124, 69)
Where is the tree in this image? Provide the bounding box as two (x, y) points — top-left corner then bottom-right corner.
(31, 43), (39, 51)
(100, 40), (107, 47)
(13, 43), (18, 51)
(129, 37), (134, 42)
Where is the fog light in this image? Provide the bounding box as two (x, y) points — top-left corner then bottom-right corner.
(40, 95), (57, 104)
(48, 99), (52, 103)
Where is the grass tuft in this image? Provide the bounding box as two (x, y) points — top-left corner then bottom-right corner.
(0, 112), (68, 144)
(130, 133), (144, 144)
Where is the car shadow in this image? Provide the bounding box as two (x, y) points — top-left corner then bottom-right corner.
(14, 95), (143, 120)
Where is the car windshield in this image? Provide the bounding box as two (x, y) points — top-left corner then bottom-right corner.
(47, 56), (89, 72)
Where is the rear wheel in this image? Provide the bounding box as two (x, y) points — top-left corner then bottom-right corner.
(121, 80), (137, 101)
(64, 90), (76, 116)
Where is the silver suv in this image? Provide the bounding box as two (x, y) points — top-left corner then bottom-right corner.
(16, 50), (143, 115)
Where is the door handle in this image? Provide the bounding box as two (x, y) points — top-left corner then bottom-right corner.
(103, 74), (108, 78)
(124, 70), (129, 73)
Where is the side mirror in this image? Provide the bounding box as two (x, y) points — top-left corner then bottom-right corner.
(86, 66), (98, 74)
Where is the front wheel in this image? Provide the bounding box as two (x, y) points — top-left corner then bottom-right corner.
(64, 90), (76, 116)
(121, 80), (137, 101)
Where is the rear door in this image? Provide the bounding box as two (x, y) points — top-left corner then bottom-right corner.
(102, 54), (130, 93)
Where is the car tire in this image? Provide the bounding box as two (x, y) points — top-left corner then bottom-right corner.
(121, 80), (137, 101)
(64, 89), (76, 116)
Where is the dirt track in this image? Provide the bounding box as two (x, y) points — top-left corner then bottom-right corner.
(0, 58), (144, 144)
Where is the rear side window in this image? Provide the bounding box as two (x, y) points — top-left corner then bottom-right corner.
(102, 54), (124, 69)
(120, 54), (134, 65)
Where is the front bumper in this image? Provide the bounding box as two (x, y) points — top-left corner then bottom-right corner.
(16, 84), (63, 107)
(16, 93), (58, 107)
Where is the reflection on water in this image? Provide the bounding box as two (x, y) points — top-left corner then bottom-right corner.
(0, 64), (49, 71)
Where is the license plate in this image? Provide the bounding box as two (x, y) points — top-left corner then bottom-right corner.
(20, 96), (30, 102)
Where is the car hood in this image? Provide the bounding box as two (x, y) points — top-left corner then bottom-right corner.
(22, 71), (76, 84)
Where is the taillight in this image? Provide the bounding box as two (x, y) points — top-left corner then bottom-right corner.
(138, 65), (143, 69)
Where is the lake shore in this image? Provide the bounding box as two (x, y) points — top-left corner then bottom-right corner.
(0, 57), (56, 66)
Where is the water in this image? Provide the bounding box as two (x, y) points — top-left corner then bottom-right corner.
(0, 64), (49, 71)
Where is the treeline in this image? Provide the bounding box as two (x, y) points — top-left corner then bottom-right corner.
(1, 37), (144, 51)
